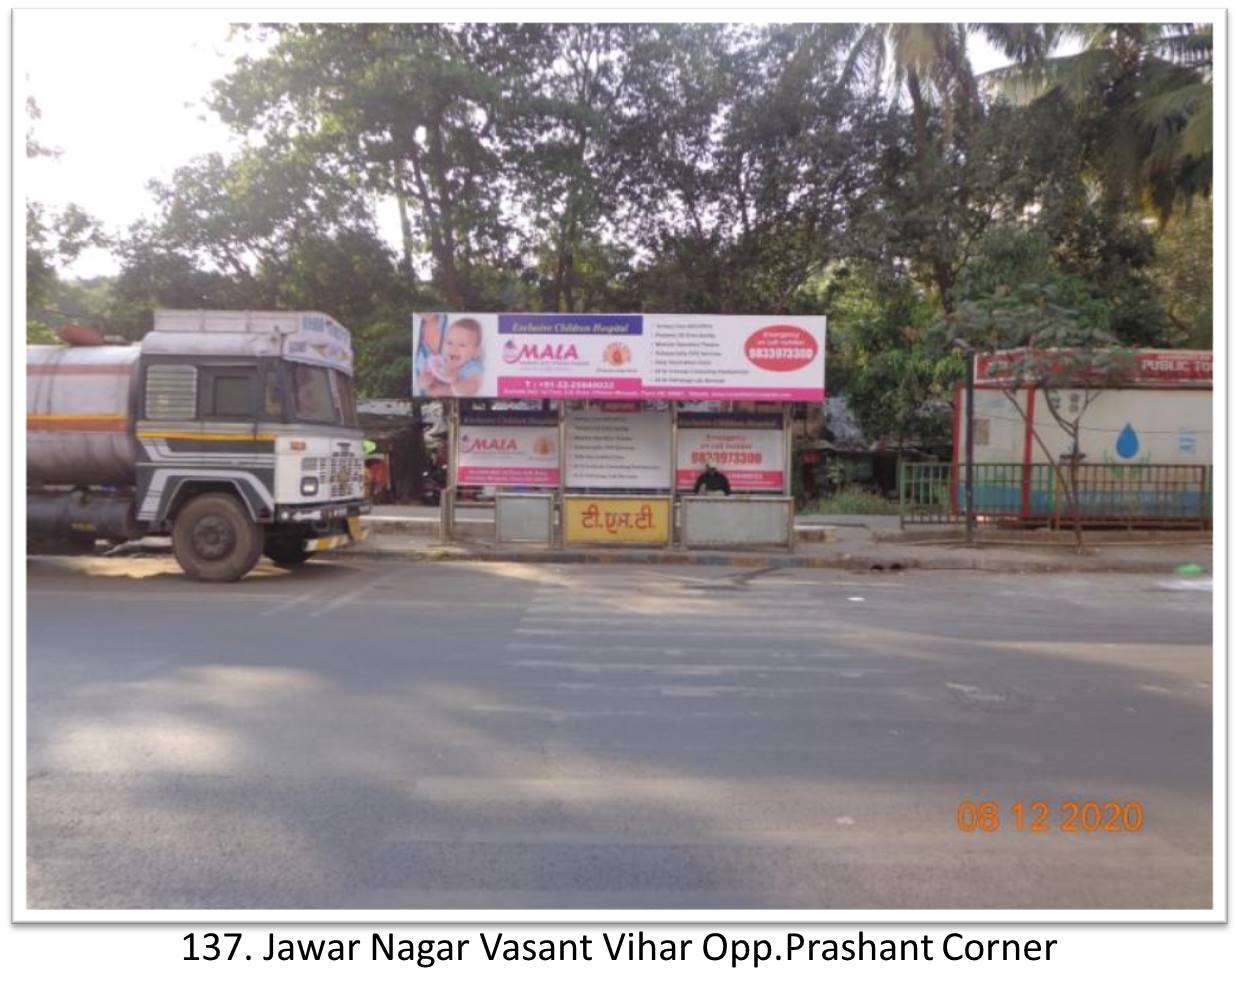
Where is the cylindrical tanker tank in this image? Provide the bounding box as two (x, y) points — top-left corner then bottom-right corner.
(27, 343), (142, 486)
(28, 491), (143, 542)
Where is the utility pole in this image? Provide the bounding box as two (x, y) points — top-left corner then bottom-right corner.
(955, 340), (976, 545)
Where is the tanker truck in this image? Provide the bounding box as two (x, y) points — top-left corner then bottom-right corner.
(27, 310), (370, 581)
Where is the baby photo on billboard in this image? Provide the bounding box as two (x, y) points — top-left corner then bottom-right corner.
(415, 312), (485, 397)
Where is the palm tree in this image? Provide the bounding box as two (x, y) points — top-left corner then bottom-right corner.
(840, 23), (981, 174)
(838, 24), (992, 313)
(980, 23), (1212, 220)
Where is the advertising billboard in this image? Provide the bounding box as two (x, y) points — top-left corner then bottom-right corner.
(457, 410), (560, 487)
(413, 312), (825, 401)
(676, 412), (785, 492)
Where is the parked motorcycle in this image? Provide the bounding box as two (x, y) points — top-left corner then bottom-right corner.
(421, 464), (446, 505)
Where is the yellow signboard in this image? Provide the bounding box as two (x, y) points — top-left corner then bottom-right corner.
(563, 496), (671, 545)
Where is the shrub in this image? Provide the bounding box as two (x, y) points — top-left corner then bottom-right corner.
(805, 486), (899, 516)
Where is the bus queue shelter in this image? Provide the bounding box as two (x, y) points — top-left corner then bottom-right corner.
(411, 312), (826, 550)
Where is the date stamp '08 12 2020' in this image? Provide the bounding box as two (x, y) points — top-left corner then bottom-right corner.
(956, 800), (1145, 834)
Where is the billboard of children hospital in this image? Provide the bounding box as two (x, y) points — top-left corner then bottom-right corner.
(412, 313), (826, 402)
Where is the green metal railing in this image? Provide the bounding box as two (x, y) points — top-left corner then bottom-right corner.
(899, 462), (1212, 529)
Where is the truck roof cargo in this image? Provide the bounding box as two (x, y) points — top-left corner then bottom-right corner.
(153, 310), (350, 339)
(145, 310), (355, 373)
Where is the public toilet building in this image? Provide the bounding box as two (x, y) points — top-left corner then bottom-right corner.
(412, 312), (827, 549)
(939, 348), (1213, 526)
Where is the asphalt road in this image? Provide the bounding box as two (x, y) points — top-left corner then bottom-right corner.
(25, 555), (1213, 910)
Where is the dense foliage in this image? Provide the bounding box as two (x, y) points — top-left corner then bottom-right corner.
(26, 22), (1212, 423)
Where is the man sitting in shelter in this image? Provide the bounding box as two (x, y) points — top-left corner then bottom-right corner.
(693, 461), (732, 496)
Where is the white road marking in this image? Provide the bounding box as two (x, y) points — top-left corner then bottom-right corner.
(507, 641), (850, 659)
(307, 566), (414, 617)
(518, 612), (829, 626)
(378, 828), (848, 847)
(261, 586), (329, 616)
(513, 620), (838, 636)
(26, 587), (287, 604)
(522, 596), (823, 607)
(945, 682), (1008, 703)
(1137, 683), (1200, 698)
(502, 643), (851, 663)
(508, 659), (876, 675)
(518, 678), (894, 698)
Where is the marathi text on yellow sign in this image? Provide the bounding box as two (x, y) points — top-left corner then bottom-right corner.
(563, 496), (671, 545)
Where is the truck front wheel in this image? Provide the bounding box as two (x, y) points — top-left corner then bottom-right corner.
(171, 493), (263, 582)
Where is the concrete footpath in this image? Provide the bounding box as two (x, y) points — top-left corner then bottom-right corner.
(336, 505), (1214, 574)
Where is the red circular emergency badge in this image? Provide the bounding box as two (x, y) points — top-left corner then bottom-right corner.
(744, 325), (818, 372)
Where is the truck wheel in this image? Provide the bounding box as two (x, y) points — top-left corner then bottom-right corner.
(171, 493), (263, 582)
(264, 535), (315, 567)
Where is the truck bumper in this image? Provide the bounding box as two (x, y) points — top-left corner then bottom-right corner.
(303, 523), (369, 553)
(272, 500), (370, 552)
(275, 499), (371, 525)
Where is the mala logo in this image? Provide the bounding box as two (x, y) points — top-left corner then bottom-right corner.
(459, 434), (518, 453)
(502, 339), (580, 364)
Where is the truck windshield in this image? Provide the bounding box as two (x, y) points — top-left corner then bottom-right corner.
(333, 370), (358, 426)
(291, 364), (338, 423)
(288, 362), (359, 427)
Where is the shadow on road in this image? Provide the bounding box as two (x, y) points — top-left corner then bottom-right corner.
(24, 562), (1213, 910)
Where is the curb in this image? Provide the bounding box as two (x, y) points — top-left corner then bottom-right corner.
(322, 543), (1197, 574)
(327, 549), (891, 570)
(364, 517), (836, 544)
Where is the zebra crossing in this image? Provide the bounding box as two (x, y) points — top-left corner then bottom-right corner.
(497, 567), (909, 722)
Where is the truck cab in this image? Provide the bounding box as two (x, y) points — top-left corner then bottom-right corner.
(135, 310), (370, 579)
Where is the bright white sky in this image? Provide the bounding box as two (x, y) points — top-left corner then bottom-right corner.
(18, 10), (1023, 279)
(18, 11), (278, 277)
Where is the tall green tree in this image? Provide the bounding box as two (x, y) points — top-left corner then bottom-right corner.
(1147, 198), (1212, 346)
(109, 139), (413, 396)
(838, 23), (1044, 312)
(25, 97), (107, 340)
(983, 23), (1212, 219)
(813, 263), (957, 445)
(840, 22), (984, 176)
(617, 25), (885, 312)
(504, 24), (650, 311)
(57, 21), (1202, 408)
(213, 24), (544, 308)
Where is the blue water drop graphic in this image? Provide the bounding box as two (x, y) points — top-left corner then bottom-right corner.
(1115, 422), (1140, 459)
